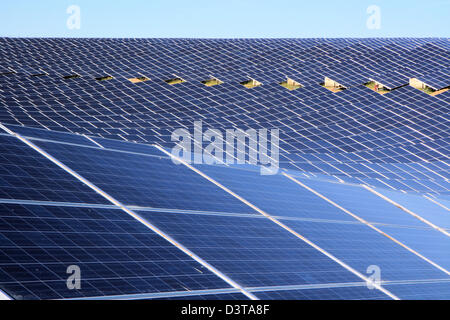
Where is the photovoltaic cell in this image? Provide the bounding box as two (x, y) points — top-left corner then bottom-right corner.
(416, 70), (449, 90)
(188, 164), (449, 298)
(301, 178), (435, 228)
(90, 137), (164, 156)
(279, 220), (450, 300)
(381, 281), (450, 300)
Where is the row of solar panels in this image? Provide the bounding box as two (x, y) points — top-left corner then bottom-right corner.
(0, 123), (448, 300)
(0, 39), (448, 100)
(0, 80), (447, 197)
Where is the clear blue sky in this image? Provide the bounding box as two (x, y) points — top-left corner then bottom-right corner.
(1, 0), (449, 38)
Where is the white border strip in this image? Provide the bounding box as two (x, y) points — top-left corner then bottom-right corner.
(424, 196), (450, 212)
(66, 288), (241, 300)
(0, 123), (257, 301)
(363, 185), (450, 237)
(283, 173), (450, 277)
(83, 134), (104, 148)
(0, 288), (12, 300)
(154, 145), (399, 300)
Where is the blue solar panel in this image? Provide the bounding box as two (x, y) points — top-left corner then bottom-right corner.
(0, 203), (231, 299)
(369, 71), (408, 90)
(30, 139), (255, 214)
(88, 137), (163, 156)
(380, 281), (450, 300)
(301, 178), (450, 270)
(253, 286), (389, 300)
(7, 124), (98, 148)
(187, 164), (448, 298)
(301, 177), (438, 228)
(195, 164), (355, 221)
(0, 134), (107, 204)
(374, 189), (450, 229)
(416, 70), (449, 90)
(137, 210), (368, 288)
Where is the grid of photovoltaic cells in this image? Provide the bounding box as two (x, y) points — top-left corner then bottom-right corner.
(369, 71), (408, 90)
(252, 286), (389, 300)
(0, 203), (231, 299)
(300, 178), (450, 270)
(190, 163), (450, 298)
(380, 281), (450, 300)
(416, 70), (449, 90)
(0, 133), (107, 204)
(0, 124), (448, 299)
(373, 188), (450, 229)
(0, 38), (449, 300)
(30, 139), (256, 214)
(137, 210), (366, 288)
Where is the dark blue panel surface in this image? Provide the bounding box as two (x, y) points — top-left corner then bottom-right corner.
(32, 140), (255, 214)
(253, 286), (389, 300)
(195, 164), (355, 222)
(188, 165), (450, 298)
(0, 203), (230, 299)
(0, 134), (108, 204)
(91, 137), (164, 156)
(0, 37), (449, 300)
(302, 179), (450, 271)
(138, 210), (376, 289)
(301, 178), (435, 227)
(280, 219), (449, 299)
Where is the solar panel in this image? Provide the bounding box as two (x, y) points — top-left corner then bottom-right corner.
(252, 286), (388, 300)
(138, 210), (369, 288)
(373, 189), (450, 229)
(0, 133), (108, 204)
(378, 281), (450, 300)
(29, 139), (259, 214)
(369, 71), (408, 90)
(301, 178), (450, 270)
(0, 203), (231, 299)
(188, 164), (450, 298)
(416, 70), (449, 90)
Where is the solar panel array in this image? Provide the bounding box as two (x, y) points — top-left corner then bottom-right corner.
(0, 38), (449, 300)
